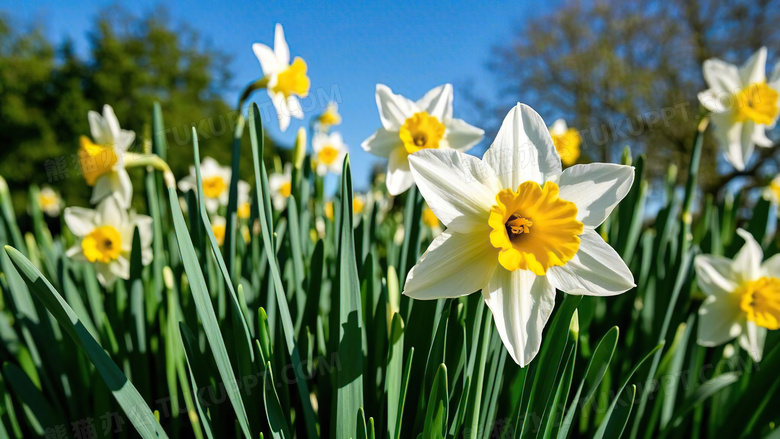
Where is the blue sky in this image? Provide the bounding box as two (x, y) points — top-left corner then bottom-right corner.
(4, 0), (549, 188)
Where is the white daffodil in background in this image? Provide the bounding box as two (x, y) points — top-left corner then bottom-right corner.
(316, 101), (342, 132)
(422, 205), (442, 235)
(38, 186), (62, 217)
(694, 229), (779, 362)
(79, 104), (135, 207)
(253, 24), (310, 132)
(698, 47), (780, 171)
(403, 103), (635, 366)
(362, 84), (484, 195)
(237, 180), (252, 220)
(324, 195), (366, 221)
(268, 164), (293, 211)
(548, 119), (582, 167)
(313, 131), (348, 176)
(178, 157), (231, 213)
(211, 216), (227, 246)
(64, 195), (152, 286)
(763, 175), (780, 206)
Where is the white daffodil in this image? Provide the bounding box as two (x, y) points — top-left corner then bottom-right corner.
(312, 131), (348, 176)
(64, 196), (152, 287)
(268, 164), (293, 211)
(252, 24), (310, 132)
(237, 180), (252, 220)
(178, 157), (231, 213)
(316, 101), (342, 131)
(79, 104), (135, 207)
(694, 229), (779, 362)
(361, 84), (484, 195)
(763, 175), (780, 206)
(211, 216), (227, 247)
(548, 119), (582, 167)
(422, 205), (442, 236)
(698, 47), (780, 171)
(403, 103), (635, 366)
(38, 186), (62, 217)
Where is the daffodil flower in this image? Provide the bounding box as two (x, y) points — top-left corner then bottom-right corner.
(268, 164), (293, 211)
(237, 180), (252, 220)
(698, 47), (780, 171)
(548, 119), (581, 167)
(763, 175), (780, 206)
(361, 84), (484, 195)
(312, 131), (348, 176)
(38, 186), (62, 217)
(403, 103), (635, 366)
(316, 102), (342, 131)
(694, 229), (779, 362)
(79, 105), (135, 207)
(64, 196), (152, 286)
(211, 216), (227, 246)
(252, 24), (310, 132)
(178, 157), (231, 213)
(422, 205), (442, 235)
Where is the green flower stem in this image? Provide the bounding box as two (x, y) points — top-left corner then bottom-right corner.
(125, 152), (176, 188)
(237, 76), (270, 111)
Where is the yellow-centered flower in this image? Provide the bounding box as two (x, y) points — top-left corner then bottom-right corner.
(698, 47), (780, 171)
(548, 119), (581, 167)
(269, 164), (293, 211)
(362, 84), (484, 195)
(38, 186), (62, 217)
(403, 104), (635, 366)
(80, 104), (135, 207)
(64, 196), (152, 287)
(253, 24), (310, 131)
(178, 157), (232, 213)
(694, 229), (780, 362)
(317, 102), (342, 130)
(313, 132), (348, 176)
(212, 217), (227, 246)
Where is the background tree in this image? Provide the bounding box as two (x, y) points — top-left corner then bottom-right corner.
(477, 0), (780, 196)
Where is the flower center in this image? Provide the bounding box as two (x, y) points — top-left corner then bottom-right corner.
(79, 136), (119, 186)
(318, 108), (341, 127)
(422, 207), (440, 228)
(550, 129), (581, 166)
(399, 112), (446, 154)
(202, 176), (227, 199)
(82, 225), (122, 263)
(771, 179), (780, 203)
(280, 181), (292, 198)
(734, 82), (779, 125)
(739, 276), (780, 330)
(317, 145), (340, 166)
(271, 57), (310, 98)
(488, 181), (583, 275)
(353, 198), (365, 215)
(39, 194), (58, 209)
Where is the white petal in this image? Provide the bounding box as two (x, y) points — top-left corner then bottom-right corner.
(88, 110), (111, 146)
(710, 113), (746, 171)
(273, 23), (290, 67)
(102, 105), (122, 143)
(694, 254), (738, 297)
(205, 198), (220, 214)
(362, 128), (401, 159)
(270, 91), (292, 131)
(415, 84), (453, 121)
(738, 321), (766, 362)
(91, 169), (133, 209)
(752, 124), (773, 147)
(97, 195), (127, 227)
(770, 60), (780, 84)
(761, 253), (780, 277)
(483, 104), (562, 189)
(95, 263), (118, 287)
(178, 176), (196, 193)
(702, 58), (741, 94)
(697, 89), (729, 113)
(557, 163), (635, 229)
(445, 118), (484, 152)
(549, 119), (568, 135)
(739, 47), (767, 86)
(252, 43), (281, 75)
(546, 230), (634, 296)
(133, 214), (154, 249)
(286, 96), (304, 119)
(408, 149), (502, 233)
(483, 268), (556, 366)
(697, 294), (744, 347)
(403, 231), (498, 299)
(65, 244), (87, 261)
(386, 148), (414, 196)
(375, 84), (417, 130)
(116, 129), (136, 151)
(733, 228), (762, 282)
(64, 207), (97, 236)
(108, 256), (130, 279)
